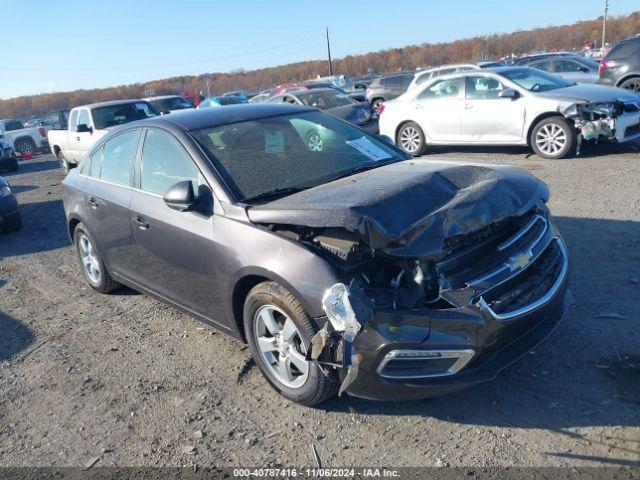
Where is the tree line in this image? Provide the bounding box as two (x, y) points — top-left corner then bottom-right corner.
(1, 12), (638, 119)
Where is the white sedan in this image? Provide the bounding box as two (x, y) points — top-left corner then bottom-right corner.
(379, 67), (640, 159)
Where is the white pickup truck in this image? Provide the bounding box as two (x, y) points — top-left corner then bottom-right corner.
(48, 99), (159, 172)
(0, 119), (50, 155)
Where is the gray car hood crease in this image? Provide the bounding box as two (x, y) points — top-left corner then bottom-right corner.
(539, 84), (640, 104)
(247, 159), (549, 258)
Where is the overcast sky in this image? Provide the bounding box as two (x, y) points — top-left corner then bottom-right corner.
(1, 0), (637, 99)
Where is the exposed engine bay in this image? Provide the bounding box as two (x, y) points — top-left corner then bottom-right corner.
(564, 100), (640, 149)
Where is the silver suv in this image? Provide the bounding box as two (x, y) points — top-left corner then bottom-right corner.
(365, 73), (415, 113)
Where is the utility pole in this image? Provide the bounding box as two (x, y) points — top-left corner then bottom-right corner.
(326, 27), (333, 76)
(602, 0), (609, 50)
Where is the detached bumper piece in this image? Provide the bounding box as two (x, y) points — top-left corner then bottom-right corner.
(342, 208), (573, 401)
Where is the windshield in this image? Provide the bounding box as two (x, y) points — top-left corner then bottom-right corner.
(296, 90), (354, 109)
(501, 68), (575, 92)
(92, 102), (159, 129)
(191, 111), (408, 202)
(157, 97), (192, 111)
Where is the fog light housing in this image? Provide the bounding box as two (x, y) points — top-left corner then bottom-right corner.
(322, 283), (361, 341)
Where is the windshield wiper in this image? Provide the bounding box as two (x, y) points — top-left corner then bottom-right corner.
(326, 161), (396, 183)
(242, 186), (304, 203)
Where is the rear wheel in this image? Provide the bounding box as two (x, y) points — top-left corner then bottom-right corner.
(371, 98), (384, 115)
(74, 223), (120, 293)
(530, 117), (576, 159)
(397, 121), (427, 155)
(244, 281), (338, 406)
(58, 150), (72, 173)
(619, 77), (640, 93)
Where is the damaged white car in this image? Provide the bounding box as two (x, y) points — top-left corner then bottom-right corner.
(379, 67), (640, 159)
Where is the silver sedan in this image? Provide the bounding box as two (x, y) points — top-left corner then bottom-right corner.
(379, 67), (640, 159)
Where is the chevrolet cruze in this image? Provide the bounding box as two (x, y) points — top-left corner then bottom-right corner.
(62, 104), (572, 405)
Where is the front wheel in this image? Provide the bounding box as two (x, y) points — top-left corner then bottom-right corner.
(397, 121), (427, 155)
(619, 77), (640, 92)
(530, 117), (576, 159)
(244, 281), (338, 406)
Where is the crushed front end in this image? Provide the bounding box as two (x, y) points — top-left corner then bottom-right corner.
(248, 160), (574, 400)
(304, 207), (572, 400)
(564, 99), (640, 151)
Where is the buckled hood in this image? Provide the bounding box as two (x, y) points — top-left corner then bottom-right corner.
(247, 159), (549, 258)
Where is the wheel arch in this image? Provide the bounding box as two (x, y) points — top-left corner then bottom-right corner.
(228, 267), (329, 343)
(67, 215), (82, 244)
(526, 112), (568, 147)
(615, 73), (640, 88)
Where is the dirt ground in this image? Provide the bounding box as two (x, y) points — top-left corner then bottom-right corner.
(0, 143), (639, 469)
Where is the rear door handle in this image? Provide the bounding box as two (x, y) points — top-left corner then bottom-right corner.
(415, 104), (423, 110)
(464, 103), (474, 109)
(133, 216), (149, 230)
(88, 196), (99, 209)
(76, 136), (81, 141)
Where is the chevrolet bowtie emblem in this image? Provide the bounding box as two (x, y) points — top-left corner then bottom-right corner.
(507, 250), (533, 271)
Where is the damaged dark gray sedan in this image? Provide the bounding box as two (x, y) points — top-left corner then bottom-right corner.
(61, 104), (572, 405)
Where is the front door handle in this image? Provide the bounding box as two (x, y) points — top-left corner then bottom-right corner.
(88, 196), (99, 209)
(76, 136), (81, 141)
(464, 103), (474, 109)
(133, 216), (149, 230)
(415, 104), (423, 110)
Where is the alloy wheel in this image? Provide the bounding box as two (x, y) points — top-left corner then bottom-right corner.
(78, 233), (101, 284)
(399, 126), (421, 153)
(535, 123), (567, 157)
(307, 132), (323, 152)
(253, 305), (309, 389)
(621, 79), (640, 93)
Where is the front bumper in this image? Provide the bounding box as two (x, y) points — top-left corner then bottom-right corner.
(322, 215), (573, 401)
(613, 111), (640, 143)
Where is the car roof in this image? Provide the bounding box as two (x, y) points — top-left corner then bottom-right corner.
(132, 104), (315, 131)
(77, 99), (150, 109)
(144, 95), (183, 100)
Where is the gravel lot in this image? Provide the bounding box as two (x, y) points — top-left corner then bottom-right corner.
(1, 144), (639, 469)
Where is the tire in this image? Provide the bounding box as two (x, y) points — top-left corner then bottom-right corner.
(58, 150), (73, 174)
(14, 138), (37, 156)
(619, 77), (640, 93)
(371, 98), (384, 115)
(530, 116), (576, 160)
(73, 222), (120, 293)
(1, 212), (22, 233)
(244, 281), (339, 406)
(396, 121), (427, 155)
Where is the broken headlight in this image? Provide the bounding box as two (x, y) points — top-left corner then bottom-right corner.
(322, 283), (361, 341)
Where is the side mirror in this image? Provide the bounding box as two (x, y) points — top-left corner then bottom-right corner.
(498, 88), (519, 99)
(76, 123), (93, 133)
(163, 180), (196, 211)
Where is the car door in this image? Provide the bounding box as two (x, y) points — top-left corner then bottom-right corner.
(413, 77), (464, 142)
(75, 108), (96, 160)
(552, 59), (597, 84)
(80, 129), (141, 280)
(460, 75), (526, 143)
(129, 127), (220, 319)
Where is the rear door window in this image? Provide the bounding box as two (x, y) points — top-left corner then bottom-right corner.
(69, 110), (79, 131)
(418, 78), (463, 99)
(99, 130), (139, 187)
(553, 60), (584, 72)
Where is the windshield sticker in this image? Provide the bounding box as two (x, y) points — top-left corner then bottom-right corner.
(264, 130), (285, 154)
(346, 136), (392, 161)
